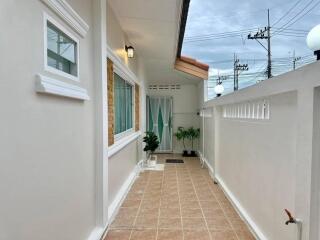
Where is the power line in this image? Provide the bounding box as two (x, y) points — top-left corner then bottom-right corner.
(272, 0), (304, 27)
(184, 28), (308, 43)
(272, 0), (320, 36)
(185, 28), (258, 39)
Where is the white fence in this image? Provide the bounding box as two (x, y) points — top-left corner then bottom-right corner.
(200, 61), (320, 240)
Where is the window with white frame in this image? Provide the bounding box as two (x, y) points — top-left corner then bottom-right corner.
(114, 73), (134, 135)
(45, 15), (79, 80)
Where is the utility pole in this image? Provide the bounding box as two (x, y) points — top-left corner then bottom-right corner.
(233, 54), (249, 91)
(248, 9), (272, 78)
(293, 50), (301, 70)
(234, 53), (239, 91)
(267, 9), (271, 79)
(216, 75), (227, 85)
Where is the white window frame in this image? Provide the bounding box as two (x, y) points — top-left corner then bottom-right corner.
(113, 69), (135, 141)
(43, 12), (80, 82)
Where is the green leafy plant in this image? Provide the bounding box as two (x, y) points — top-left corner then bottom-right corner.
(187, 127), (200, 151)
(143, 131), (159, 154)
(174, 127), (188, 150)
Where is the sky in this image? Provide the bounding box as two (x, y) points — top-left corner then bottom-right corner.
(182, 0), (320, 98)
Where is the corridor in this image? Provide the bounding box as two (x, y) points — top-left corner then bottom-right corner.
(105, 155), (255, 240)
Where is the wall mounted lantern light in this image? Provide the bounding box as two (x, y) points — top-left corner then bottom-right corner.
(125, 45), (134, 58)
(307, 24), (320, 60)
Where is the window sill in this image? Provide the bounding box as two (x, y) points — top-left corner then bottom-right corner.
(35, 74), (90, 100)
(108, 131), (141, 158)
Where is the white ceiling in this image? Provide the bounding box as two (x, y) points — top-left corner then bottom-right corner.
(108, 0), (201, 85)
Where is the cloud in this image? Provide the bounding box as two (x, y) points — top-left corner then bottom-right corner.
(182, 0), (319, 96)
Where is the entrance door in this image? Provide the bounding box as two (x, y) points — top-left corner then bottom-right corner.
(147, 96), (173, 152)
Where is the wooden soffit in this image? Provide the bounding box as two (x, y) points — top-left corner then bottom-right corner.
(175, 56), (209, 80)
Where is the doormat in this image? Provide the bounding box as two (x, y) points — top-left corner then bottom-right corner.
(166, 159), (184, 163)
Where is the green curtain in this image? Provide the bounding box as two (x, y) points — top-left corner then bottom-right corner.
(114, 73), (133, 134)
(147, 97), (173, 152)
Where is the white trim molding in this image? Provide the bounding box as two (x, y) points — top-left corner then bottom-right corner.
(108, 131), (141, 158)
(198, 151), (214, 177)
(35, 74), (90, 100)
(107, 45), (139, 85)
(41, 0), (89, 38)
(215, 175), (267, 240)
(87, 227), (106, 240)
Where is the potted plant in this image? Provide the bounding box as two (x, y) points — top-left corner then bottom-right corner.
(143, 131), (160, 167)
(187, 127), (200, 157)
(174, 127), (189, 156)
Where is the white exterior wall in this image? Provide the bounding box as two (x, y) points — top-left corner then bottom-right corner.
(0, 1), (97, 239)
(0, 1), (147, 239)
(199, 61), (320, 240)
(108, 141), (138, 211)
(218, 92), (297, 240)
(147, 84), (200, 153)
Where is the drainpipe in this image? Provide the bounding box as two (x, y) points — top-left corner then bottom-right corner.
(285, 209), (302, 240)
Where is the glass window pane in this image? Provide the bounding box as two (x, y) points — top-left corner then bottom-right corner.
(126, 83), (133, 130)
(114, 74), (122, 134)
(47, 21), (77, 77)
(114, 73), (133, 135)
(47, 26), (58, 54)
(120, 79), (126, 132)
(59, 35), (76, 63)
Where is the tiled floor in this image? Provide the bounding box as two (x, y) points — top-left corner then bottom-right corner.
(105, 154), (255, 240)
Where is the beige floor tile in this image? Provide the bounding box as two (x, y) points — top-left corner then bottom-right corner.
(121, 199), (141, 208)
(160, 199), (180, 208)
(110, 216), (135, 229)
(130, 229), (157, 240)
(140, 199), (160, 209)
(182, 218), (207, 230)
(157, 229), (183, 240)
(179, 194), (198, 201)
(236, 229), (256, 240)
(138, 208), (159, 218)
(180, 200), (201, 209)
(158, 218), (182, 229)
(159, 208), (181, 218)
(104, 229), (131, 240)
(229, 218), (249, 230)
(210, 230), (238, 240)
(126, 192), (144, 200)
(206, 217), (233, 231)
(199, 200), (220, 209)
(183, 230), (211, 240)
(202, 208), (225, 219)
(181, 208), (203, 218)
(134, 215), (158, 229)
(116, 208), (139, 218)
(106, 155), (255, 240)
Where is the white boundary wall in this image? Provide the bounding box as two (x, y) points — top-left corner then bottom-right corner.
(199, 61), (320, 240)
